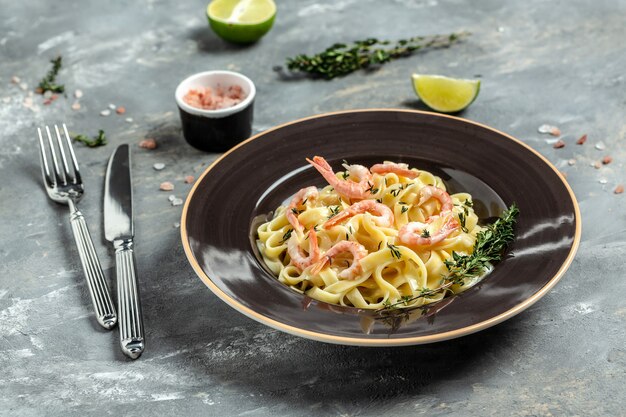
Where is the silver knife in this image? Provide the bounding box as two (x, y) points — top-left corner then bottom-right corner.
(104, 144), (144, 359)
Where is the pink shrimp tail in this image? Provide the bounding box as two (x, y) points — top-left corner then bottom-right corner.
(310, 256), (329, 275)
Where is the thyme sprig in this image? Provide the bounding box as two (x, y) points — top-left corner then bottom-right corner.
(281, 229), (293, 243)
(281, 32), (469, 79)
(381, 282), (454, 309)
(444, 203), (519, 285)
(73, 130), (107, 147)
(37, 56), (65, 94)
(380, 203), (519, 311)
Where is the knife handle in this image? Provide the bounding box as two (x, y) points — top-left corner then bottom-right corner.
(69, 202), (117, 330)
(115, 239), (145, 359)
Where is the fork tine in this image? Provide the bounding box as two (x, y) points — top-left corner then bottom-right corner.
(37, 127), (54, 186)
(62, 124), (82, 184)
(54, 124), (73, 184)
(45, 125), (66, 185)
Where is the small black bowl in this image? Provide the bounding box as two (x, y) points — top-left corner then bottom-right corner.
(175, 71), (255, 152)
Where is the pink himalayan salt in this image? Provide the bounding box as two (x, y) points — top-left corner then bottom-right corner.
(183, 84), (246, 111)
(139, 138), (157, 149)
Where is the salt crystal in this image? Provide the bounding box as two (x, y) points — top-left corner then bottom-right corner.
(108, 103), (116, 110)
(168, 195), (176, 202)
(43, 90), (52, 99)
(497, 26), (505, 32)
(184, 175), (195, 184)
(171, 198), (183, 206)
(71, 102), (81, 111)
(153, 163), (165, 171)
(593, 161), (602, 169)
(74, 89), (83, 98)
(100, 109), (111, 116)
(125, 117), (133, 123)
(595, 142), (606, 150)
(568, 159), (576, 166)
(139, 138), (157, 149)
(173, 222), (181, 228)
(538, 124), (557, 134)
(19, 82), (27, 91)
(10, 76), (20, 84)
(159, 181), (174, 191)
(599, 178), (607, 184)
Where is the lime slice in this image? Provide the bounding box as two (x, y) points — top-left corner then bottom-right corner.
(411, 74), (480, 113)
(207, 0), (276, 44)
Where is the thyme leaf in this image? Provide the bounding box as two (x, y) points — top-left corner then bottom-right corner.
(327, 205), (341, 219)
(281, 229), (293, 243)
(387, 243), (402, 260)
(73, 130), (107, 148)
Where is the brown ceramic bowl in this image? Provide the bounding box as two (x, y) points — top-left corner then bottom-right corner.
(181, 109), (581, 346)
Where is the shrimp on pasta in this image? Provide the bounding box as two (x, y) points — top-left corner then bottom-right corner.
(256, 157), (486, 310)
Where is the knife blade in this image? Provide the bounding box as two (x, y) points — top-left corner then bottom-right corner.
(104, 144), (144, 359)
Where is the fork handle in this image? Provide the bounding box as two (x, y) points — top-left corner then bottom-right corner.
(68, 202), (118, 330)
(114, 238), (145, 359)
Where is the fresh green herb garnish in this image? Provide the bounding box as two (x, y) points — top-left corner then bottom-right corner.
(401, 205), (409, 214)
(390, 185), (404, 197)
(443, 203), (518, 284)
(380, 203), (519, 310)
(327, 205), (341, 219)
(38, 56), (65, 94)
(281, 229), (293, 242)
(458, 211), (468, 233)
(73, 130), (107, 147)
(281, 32), (469, 79)
(366, 182), (379, 194)
(342, 171), (350, 180)
(420, 229), (431, 238)
(464, 200), (473, 208)
(387, 243), (402, 260)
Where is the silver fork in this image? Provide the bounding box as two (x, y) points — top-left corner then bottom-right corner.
(38, 124), (117, 330)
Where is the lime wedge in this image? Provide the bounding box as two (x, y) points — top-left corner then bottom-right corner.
(411, 74), (480, 113)
(207, 0), (276, 44)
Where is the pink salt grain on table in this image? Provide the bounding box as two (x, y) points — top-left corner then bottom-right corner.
(183, 84), (246, 110)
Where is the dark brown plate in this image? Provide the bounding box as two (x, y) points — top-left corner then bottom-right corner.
(181, 109), (581, 346)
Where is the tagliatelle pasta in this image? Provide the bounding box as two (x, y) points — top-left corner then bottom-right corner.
(256, 157), (486, 310)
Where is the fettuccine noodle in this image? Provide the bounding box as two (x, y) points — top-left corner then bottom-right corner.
(256, 157), (485, 310)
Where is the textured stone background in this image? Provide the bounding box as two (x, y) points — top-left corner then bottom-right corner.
(1, 0), (625, 416)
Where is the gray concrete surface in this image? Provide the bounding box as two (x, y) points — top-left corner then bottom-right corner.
(1, 0), (625, 415)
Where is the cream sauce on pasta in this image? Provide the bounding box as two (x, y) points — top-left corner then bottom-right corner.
(256, 162), (485, 310)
